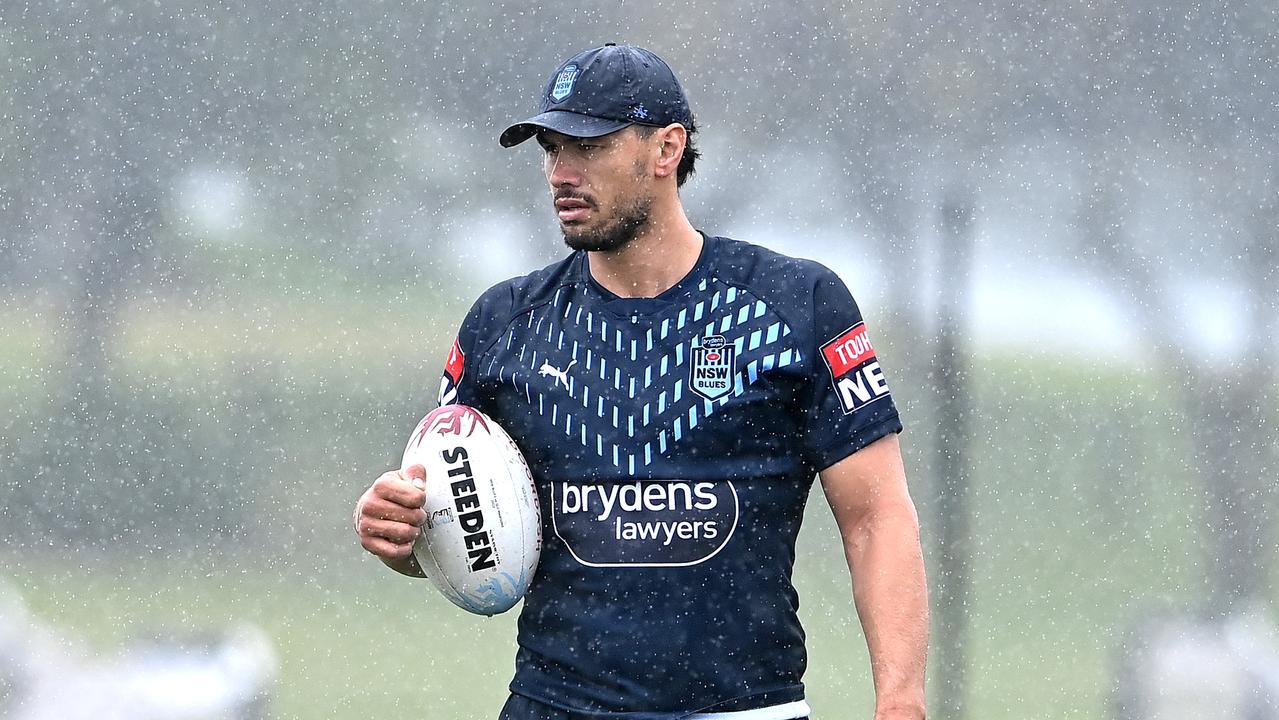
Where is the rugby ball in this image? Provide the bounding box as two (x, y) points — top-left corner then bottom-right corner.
(400, 404), (541, 616)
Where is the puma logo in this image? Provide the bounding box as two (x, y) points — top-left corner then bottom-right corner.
(538, 359), (577, 389)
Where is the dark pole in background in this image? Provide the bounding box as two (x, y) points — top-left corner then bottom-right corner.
(933, 185), (975, 720)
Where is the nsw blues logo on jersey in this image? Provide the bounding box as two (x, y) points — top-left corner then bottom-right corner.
(689, 334), (735, 401)
(438, 338), (465, 406)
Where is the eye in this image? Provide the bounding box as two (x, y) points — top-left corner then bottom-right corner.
(577, 142), (599, 152)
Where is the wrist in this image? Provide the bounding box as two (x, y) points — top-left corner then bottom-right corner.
(874, 700), (926, 720)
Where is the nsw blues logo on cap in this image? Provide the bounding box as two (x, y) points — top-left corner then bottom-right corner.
(550, 63), (580, 102)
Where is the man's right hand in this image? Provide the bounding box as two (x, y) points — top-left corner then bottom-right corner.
(354, 464), (429, 577)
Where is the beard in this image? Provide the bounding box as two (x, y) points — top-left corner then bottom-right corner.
(560, 193), (654, 253)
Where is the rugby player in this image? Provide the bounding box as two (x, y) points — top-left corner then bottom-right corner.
(355, 44), (928, 720)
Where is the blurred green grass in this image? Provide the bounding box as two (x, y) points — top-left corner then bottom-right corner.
(6, 555), (520, 719)
(2, 477), (1204, 720)
(0, 291), (1213, 720)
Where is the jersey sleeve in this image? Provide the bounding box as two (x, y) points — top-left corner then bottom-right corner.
(437, 307), (479, 408)
(436, 283), (513, 410)
(801, 267), (903, 471)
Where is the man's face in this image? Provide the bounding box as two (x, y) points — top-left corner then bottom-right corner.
(537, 127), (655, 253)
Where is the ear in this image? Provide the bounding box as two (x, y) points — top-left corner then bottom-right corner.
(651, 124), (687, 181)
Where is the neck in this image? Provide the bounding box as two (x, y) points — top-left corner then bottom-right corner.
(587, 198), (702, 299)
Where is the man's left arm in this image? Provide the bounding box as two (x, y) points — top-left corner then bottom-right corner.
(819, 432), (928, 720)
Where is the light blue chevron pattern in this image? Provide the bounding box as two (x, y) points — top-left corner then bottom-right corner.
(485, 279), (802, 471)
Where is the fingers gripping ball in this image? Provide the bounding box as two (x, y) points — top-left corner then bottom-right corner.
(401, 405), (541, 616)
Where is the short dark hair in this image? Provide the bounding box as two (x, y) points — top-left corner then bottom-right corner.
(634, 124), (700, 187)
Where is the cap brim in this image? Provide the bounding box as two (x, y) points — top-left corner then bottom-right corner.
(499, 110), (633, 148)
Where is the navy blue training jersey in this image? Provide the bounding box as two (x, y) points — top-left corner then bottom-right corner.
(437, 235), (902, 718)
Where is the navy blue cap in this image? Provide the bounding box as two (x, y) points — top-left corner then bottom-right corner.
(500, 44), (694, 148)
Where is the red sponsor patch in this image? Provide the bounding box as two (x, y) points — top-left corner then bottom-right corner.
(444, 338), (465, 384)
(821, 323), (891, 414)
(821, 323), (876, 377)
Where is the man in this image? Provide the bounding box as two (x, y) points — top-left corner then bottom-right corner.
(354, 44), (928, 720)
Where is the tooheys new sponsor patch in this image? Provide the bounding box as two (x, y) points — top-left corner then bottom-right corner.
(820, 322), (891, 414)
(552, 479), (739, 567)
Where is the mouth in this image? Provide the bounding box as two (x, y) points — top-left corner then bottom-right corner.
(555, 197), (593, 223)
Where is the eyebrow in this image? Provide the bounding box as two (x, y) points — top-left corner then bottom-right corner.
(537, 133), (613, 150)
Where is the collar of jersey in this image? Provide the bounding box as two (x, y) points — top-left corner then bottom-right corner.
(576, 232), (718, 320)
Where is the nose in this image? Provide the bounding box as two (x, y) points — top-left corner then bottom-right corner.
(547, 152), (582, 189)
